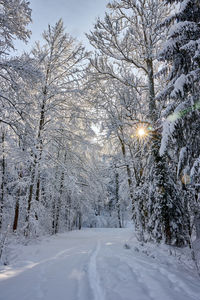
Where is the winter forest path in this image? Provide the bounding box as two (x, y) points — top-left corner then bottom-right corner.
(0, 228), (200, 300)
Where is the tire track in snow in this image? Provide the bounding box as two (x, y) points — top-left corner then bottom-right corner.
(158, 267), (200, 300)
(88, 241), (105, 300)
(119, 253), (198, 300)
(36, 264), (47, 299)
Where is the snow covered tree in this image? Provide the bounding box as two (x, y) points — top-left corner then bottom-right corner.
(0, 0), (40, 232)
(23, 19), (88, 236)
(0, 12), (112, 238)
(85, 70), (141, 220)
(159, 0), (200, 242)
(0, 0), (31, 55)
(87, 0), (169, 122)
(87, 0), (188, 245)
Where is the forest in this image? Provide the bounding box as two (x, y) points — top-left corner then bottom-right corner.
(0, 0), (200, 256)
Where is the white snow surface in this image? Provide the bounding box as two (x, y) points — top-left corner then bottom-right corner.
(0, 228), (200, 300)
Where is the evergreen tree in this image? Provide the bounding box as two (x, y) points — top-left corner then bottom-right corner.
(159, 0), (200, 242)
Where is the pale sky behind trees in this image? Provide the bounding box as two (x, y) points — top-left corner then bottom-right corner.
(15, 0), (109, 53)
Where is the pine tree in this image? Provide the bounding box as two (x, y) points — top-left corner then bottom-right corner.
(159, 0), (200, 242)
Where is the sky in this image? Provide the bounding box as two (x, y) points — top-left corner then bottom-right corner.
(15, 0), (109, 53)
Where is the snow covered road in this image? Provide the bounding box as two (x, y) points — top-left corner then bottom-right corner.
(0, 228), (200, 300)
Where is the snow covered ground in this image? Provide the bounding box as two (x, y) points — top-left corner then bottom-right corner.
(0, 228), (200, 300)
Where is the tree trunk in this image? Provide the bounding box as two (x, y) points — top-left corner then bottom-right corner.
(54, 170), (64, 234)
(13, 170), (23, 232)
(146, 58), (157, 123)
(0, 129), (5, 230)
(78, 211), (82, 230)
(13, 199), (19, 232)
(118, 135), (134, 215)
(65, 193), (72, 231)
(24, 158), (36, 236)
(51, 199), (56, 234)
(194, 212), (200, 240)
(115, 168), (122, 228)
(55, 153), (66, 234)
(35, 100), (45, 205)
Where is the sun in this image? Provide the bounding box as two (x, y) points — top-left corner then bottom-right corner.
(136, 127), (147, 138)
(130, 123), (152, 140)
(137, 128), (146, 137)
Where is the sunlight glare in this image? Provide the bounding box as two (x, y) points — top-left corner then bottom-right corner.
(137, 127), (146, 138)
